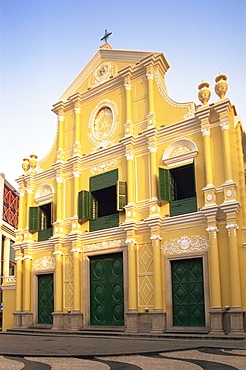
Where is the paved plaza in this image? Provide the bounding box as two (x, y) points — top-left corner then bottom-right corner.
(0, 332), (245, 369)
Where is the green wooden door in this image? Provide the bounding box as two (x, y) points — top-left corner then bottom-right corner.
(90, 253), (124, 326)
(171, 258), (205, 327)
(38, 274), (54, 324)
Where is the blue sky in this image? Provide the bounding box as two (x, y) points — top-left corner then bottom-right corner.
(1, 0), (245, 188)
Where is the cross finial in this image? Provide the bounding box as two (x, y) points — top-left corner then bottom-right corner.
(100, 29), (112, 43)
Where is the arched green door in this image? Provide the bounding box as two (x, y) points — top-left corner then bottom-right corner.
(38, 274), (54, 324)
(90, 252), (124, 326)
(171, 258), (205, 327)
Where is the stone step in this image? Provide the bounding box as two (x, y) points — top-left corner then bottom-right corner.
(4, 327), (245, 340)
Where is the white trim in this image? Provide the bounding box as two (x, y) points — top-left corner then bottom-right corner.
(35, 184), (55, 205)
(162, 139), (198, 167)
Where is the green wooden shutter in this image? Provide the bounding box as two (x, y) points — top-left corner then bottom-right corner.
(170, 197), (197, 217)
(29, 207), (40, 232)
(117, 181), (127, 211)
(159, 168), (171, 201)
(90, 169), (118, 192)
(78, 190), (92, 221)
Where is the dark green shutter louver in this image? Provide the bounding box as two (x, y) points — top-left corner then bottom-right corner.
(29, 207), (40, 232)
(117, 181), (127, 211)
(78, 190), (91, 221)
(90, 213), (119, 232)
(78, 190), (98, 221)
(159, 168), (171, 201)
(90, 169), (118, 192)
(170, 197), (197, 217)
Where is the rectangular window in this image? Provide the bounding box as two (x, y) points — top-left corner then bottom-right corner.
(78, 169), (127, 231)
(9, 240), (16, 276)
(29, 203), (53, 241)
(159, 164), (197, 216)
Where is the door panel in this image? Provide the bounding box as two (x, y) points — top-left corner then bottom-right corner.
(90, 253), (124, 326)
(38, 274), (54, 325)
(171, 258), (205, 327)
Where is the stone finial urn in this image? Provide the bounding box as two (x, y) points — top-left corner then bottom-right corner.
(215, 72), (228, 99)
(29, 153), (38, 173)
(198, 80), (211, 105)
(22, 157), (30, 174)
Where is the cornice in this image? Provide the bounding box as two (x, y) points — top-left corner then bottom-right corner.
(212, 98), (232, 116)
(158, 117), (200, 142)
(195, 106), (212, 122)
(80, 142), (125, 166)
(81, 226), (125, 243)
(162, 211), (207, 229)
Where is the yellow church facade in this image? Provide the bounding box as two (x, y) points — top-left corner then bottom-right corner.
(9, 43), (246, 336)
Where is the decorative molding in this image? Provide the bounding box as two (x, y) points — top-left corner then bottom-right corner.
(162, 139), (198, 167)
(138, 242), (153, 306)
(155, 70), (195, 112)
(206, 225), (218, 232)
(162, 235), (209, 255)
(15, 257), (23, 261)
(201, 127), (211, 137)
(226, 223), (239, 236)
(90, 159), (117, 175)
(92, 62), (113, 87)
(125, 153), (134, 161)
(124, 81), (132, 90)
(33, 256), (55, 271)
(53, 251), (64, 256)
(220, 120), (230, 131)
(148, 144), (157, 153)
(35, 184), (55, 204)
(88, 99), (119, 150)
(150, 235), (162, 241)
(5, 277), (16, 283)
(206, 225), (218, 239)
(84, 238), (125, 251)
(125, 238), (137, 244)
(184, 110), (194, 120)
(56, 176), (63, 183)
(73, 171), (80, 178)
(74, 107), (81, 114)
(23, 255), (33, 260)
(71, 248), (82, 253)
(146, 71), (154, 80)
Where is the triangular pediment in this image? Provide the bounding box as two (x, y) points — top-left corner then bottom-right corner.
(56, 44), (167, 103)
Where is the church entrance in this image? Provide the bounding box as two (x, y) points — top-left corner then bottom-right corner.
(171, 258), (205, 327)
(38, 274), (54, 325)
(90, 252), (124, 326)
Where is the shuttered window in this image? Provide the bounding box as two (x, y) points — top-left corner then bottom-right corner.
(117, 181), (127, 211)
(159, 168), (171, 201)
(159, 164), (197, 216)
(29, 207), (41, 232)
(29, 203), (53, 241)
(78, 169), (126, 231)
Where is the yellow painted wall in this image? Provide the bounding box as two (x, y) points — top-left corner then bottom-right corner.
(2, 289), (16, 332)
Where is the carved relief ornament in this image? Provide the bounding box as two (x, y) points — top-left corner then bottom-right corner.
(88, 99), (119, 150)
(161, 235), (209, 255)
(92, 62), (113, 86)
(34, 184), (55, 204)
(33, 256), (55, 271)
(162, 139), (198, 167)
(84, 238), (125, 251)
